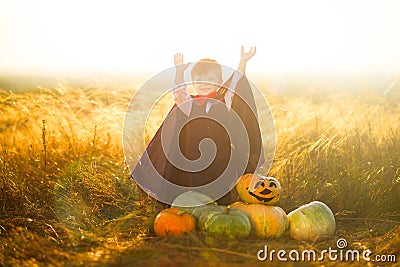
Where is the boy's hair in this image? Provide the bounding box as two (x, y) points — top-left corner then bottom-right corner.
(191, 58), (222, 80)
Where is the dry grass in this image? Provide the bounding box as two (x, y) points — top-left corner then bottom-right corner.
(0, 78), (399, 266)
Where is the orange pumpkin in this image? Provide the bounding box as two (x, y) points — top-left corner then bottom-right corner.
(236, 174), (281, 205)
(231, 202), (288, 238)
(153, 208), (196, 237)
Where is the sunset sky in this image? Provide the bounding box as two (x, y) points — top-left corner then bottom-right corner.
(1, 0), (400, 75)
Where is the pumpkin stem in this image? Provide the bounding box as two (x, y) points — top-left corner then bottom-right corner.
(176, 210), (186, 216)
(224, 206), (231, 214)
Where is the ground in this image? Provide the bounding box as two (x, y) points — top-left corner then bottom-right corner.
(0, 76), (399, 266)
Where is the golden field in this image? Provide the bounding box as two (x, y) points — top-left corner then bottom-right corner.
(0, 75), (399, 266)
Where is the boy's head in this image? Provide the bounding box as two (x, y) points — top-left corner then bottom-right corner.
(191, 58), (223, 96)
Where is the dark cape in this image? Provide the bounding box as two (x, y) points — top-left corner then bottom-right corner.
(130, 74), (264, 205)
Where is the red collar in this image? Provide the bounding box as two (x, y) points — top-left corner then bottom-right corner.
(194, 91), (217, 105)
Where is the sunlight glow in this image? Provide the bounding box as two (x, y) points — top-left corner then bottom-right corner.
(1, 0), (400, 75)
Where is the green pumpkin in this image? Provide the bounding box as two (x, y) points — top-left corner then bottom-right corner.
(171, 191), (221, 220)
(198, 206), (251, 239)
(288, 201), (335, 241)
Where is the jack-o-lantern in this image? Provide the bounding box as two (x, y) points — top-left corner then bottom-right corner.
(236, 174), (281, 205)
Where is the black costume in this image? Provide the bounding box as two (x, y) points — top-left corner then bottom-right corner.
(130, 73), (264, 205)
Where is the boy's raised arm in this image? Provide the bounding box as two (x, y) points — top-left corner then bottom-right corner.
(224, 46), (257, 110)
(238, 46), (256, 74)
(172, 53), (192, 116)
(174, 53), (189, 85)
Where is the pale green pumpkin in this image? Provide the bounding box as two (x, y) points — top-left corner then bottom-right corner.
(287, 201), (335, 241)
(171, 191), (221, 220)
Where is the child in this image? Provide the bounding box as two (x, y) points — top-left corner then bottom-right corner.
(131, 47), (264, 206)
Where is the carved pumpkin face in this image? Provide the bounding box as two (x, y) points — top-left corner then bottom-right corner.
(236, 174), (281, 205)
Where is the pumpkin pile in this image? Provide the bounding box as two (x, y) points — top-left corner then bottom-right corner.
(153, 173), (336, 241)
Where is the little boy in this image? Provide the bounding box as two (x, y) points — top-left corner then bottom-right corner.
(131, 47), (264, 206)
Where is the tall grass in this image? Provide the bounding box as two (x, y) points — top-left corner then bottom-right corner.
(0, 80), (399, 266)
(266, 92), (400, 216)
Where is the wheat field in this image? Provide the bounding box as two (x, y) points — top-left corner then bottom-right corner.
(0, 76), (399, 266)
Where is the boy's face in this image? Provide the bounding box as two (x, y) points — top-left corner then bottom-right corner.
(192, 71), (222, 96)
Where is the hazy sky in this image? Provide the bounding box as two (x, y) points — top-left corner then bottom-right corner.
(1, 0), (400, 75)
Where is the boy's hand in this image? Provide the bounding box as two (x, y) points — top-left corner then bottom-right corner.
(174, 53), (190, 73)
(241, 46), (256, 63)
